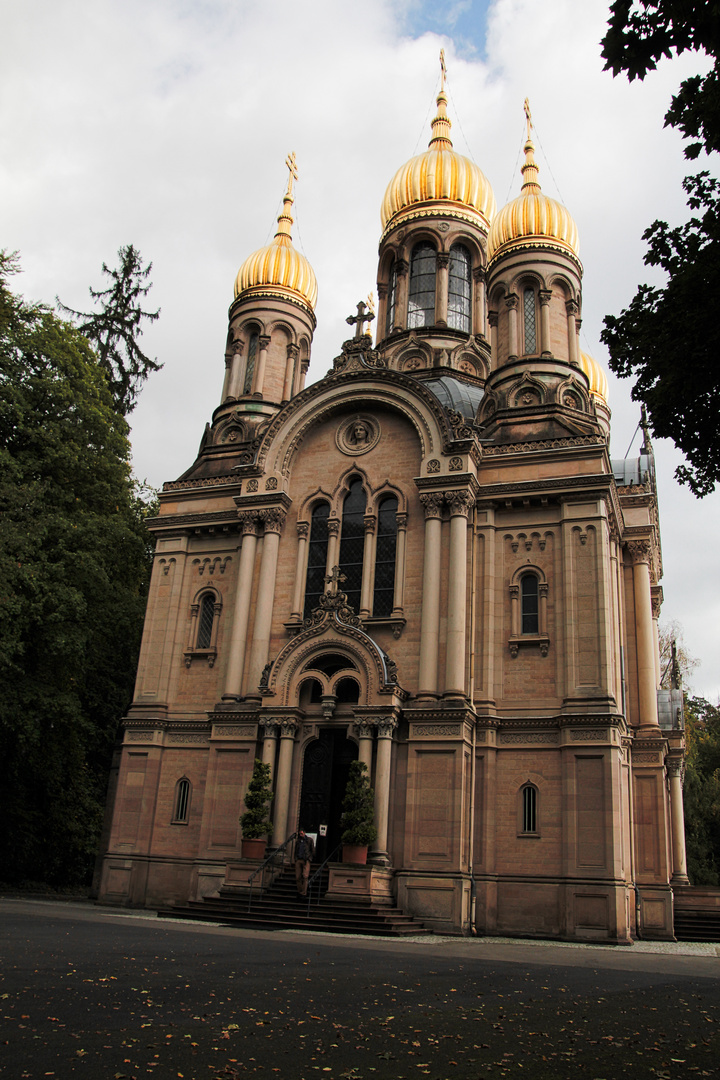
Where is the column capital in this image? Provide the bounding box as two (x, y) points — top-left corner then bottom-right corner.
(259, 718), (280, 737)
(258, 334), (271, 349)
(239, 512), (260, 536)
(363, 513), (377, 534)
(377, 282), (388, 299)
(278, 718), (299, 738)
(445, 489), (474, 518)
(297, 520), (310, 539)
(626, 539), (652, 565)
(327, 517), (341, 537)
(396, 512), (408, 529)
(488, 309), (499, 328)
(376, 716), (398, 738)
(538, 289), (553, 308)
(505, 292), (519, 311)
(286, 342), (299, 359)
(260, 507), (286, 535)
(419, 492), (444, 519)
(437, 253), (450, 270)
(354, 720), (376, 740)
(395, 258), (409, 278)
(565, 298), (580, 317)
(472, 265), (487, 283)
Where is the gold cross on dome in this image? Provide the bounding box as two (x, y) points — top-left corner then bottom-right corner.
(440, 48), (447, 91)
(346, 299), (375, 339)
(285, 150), (298, 197)
(523, 97), (533, 140)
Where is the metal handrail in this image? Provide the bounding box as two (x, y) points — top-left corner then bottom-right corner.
(306, 842), (342, 911)
(247, 832), (297, 912)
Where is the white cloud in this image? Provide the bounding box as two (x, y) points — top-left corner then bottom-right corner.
(2, 0), (718, 699)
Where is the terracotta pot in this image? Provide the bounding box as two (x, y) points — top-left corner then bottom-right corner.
(241, 838), (267, 860)
(341, 844), (368, 865)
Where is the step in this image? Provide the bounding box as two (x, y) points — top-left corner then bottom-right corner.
(674, 911), (720, 942)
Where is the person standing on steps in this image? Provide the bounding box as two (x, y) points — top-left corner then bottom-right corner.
(294, 828), (315, 899)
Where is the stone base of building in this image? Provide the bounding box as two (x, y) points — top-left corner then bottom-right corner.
(326, 864), (395, 905)
(636, 886), (675, 940)
(395, 871), (472, 934)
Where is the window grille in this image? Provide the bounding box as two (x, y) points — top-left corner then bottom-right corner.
(243, 332), (258, 394)
(523, 288), (537, 353)
(522, 785), (537, 833)
(407, 243), (436, 328)
(338, 480), (366, 614)
(196, 594), (215, 649)
(174, 778), (191, 823)
(373, 496), (398, 616)
(303, 502), (330, 618)
(521, 574), (539, 634)
(448, 245), (471, 332)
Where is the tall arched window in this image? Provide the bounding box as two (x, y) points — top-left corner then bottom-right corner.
(196, 593), (216, 650)
(373, 496), (398, 617)
(173, 778), (191, 823)
(448, 244), (471, 332)
(521, 573), (539, 634)
(303, 502), (330, 618)
(386, 263), (398, 336)
(523, 288), (537, 354)
(243, 331), (258, 394)
(521, 784), (537, 834)
(338, 479), (366, 614)
(407, 243), (436, 328)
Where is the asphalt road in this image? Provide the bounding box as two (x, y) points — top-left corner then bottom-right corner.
(0, 899), (718, 1080)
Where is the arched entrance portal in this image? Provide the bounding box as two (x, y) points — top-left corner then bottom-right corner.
(298, 729), (358, 861)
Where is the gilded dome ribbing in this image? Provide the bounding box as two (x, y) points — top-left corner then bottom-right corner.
(380, 85), (496, 237)
(234, 154), (318, 312)
(488, 112), (579, 263)
(579, 351), (609, 405)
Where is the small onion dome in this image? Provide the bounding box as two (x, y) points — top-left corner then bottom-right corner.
(234, 159), (317, 312)
(380, 86), (496, 238)
(488, 134), (579, 263)
(579, 351), (609, 405)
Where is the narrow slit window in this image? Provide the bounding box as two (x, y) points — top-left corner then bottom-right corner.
(243, 331), (258, 394)
(196, 594), (216, 649)
(407, 243), (436, 328)
(522, 785), (537, 833)
(304, 502), (330, 619)
(386, 263), (398, 335)
(523, 288), (537, 353)
(339, 479), (366, 614)
(521, 574), (539, 634)
(448, 245), (471, 333)
(174, 778), (191, 823)
(373, 496), (398, 617)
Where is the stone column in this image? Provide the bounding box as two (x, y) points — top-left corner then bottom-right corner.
(566, 299), (579, 366)
(376, 282), (388, 341)
(246, 508), (286, 696)
(251, 334), (271, 396)
(272, 719), (298, 845)
(394, 259), (409, 332)
(392, 512), (408, 615)
(445, 490), (473, 697)
(283, 343), (299, 402)
(221, 353), (233, 402)
(473, 266), (486, 336)
(260, 719), (279, 783)
(290, 521), (310, 621)
(372, 717), (398, 865)
(354, 720), (375, 777)
(627, 540), (660, 728)
(325, 518), (341, 580)
(418, 493), (444, 698)
(539, 289), (552, 356)
(668, 760), (690, 885)
(651, 587), (663, 689)
(359, 513), (377, 617)
(488, 310), (499, 367)
(506, 294), (519, 361)
(227, 336), (246, 399)
(297, 358), (309, 394)
(222, 515), (259, 700)
(436, 253), (449, 326)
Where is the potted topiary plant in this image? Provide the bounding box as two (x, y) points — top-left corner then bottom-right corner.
(340, 760), (377, 864)
(240, 759), (273, 859)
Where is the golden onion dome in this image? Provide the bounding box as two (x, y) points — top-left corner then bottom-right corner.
(380, 81), (496, 237)
(234, 153), (318, 312)
(488, 105), (579, 264)
(579, 351), (609, 405)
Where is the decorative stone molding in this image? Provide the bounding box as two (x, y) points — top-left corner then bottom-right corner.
(162, 475), (240, 492)
(246, 479), (259, 492)
(437, 253), (450, 269)
(449, 457), (463, 471)
(265, 476), (278, 490)
(488, 310), (499, 328)
(633, 752), (661, 763)
(258, 334), (271, 349)
(260, 507), (286, 534)
(126, 729), (156, 742)
(412, 724), (462, 736)
(167, 733), (208, 744)
(426, 459), (441, 473)
(214, 724), (258, 737)
(570, 728), (608, 741)
(499, 731), (559, 744)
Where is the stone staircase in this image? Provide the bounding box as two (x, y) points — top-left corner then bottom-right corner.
(158, 866), (430, 937)
(674, 887), (720, 942)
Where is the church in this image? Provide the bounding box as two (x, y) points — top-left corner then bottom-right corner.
(98, 67), (689, 941)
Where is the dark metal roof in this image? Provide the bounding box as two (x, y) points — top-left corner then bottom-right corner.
(422, 376), (484, 420)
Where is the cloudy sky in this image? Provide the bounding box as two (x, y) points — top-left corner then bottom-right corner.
(2, 0), (718, 700)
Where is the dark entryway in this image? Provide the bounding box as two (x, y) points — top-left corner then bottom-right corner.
(298, 728), (358, 862)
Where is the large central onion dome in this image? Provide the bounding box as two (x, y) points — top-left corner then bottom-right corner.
(488, 119), (580, 264)
(234, 156), (318, 313)
(380, 83), (496, 238)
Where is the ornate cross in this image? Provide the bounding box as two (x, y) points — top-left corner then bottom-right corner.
(523, 97), (533, 140)
(325, 565), (347, 596)
(346, 300), (375, 339)
(285, 150), (298, 197)
(440, 48), (447, 91)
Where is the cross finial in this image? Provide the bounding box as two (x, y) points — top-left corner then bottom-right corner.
(325, 565), (347, 596)
(523, 97), (533, 141)
(346, 299), (375, 339)
(285, 150), (298, 198)
(440, 48), (447, 91)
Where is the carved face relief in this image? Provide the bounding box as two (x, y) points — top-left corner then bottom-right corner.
(336, 415), (380, 456)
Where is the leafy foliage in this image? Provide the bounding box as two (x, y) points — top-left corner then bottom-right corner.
(683, 696), (720, 885)
(600, 3), (720, 495)
(239, 759), (274, 839)
(0, 252), (155, 886)
(340, 760), (377, 847)
(58, 244), (160, 416)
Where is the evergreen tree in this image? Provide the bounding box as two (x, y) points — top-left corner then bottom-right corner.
(240, 760), (274, 839)
(0, 252), (154, 887)
(58, 244), (160, 416)
(683, 696), (720, 885)
(340, 761), (377, 847)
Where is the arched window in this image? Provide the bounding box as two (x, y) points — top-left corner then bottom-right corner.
(373, 496), (398, 617)
(521, 784), (537, 834)
(386, 262), (398, 335)
(243, 331), (258, 394)
(335, 677), (360, 704)
(303, 502), (330, 619)
(523, 287), (537, 354)
(339, 479), (367, 614)
(448, 245), (471, 333)
(521, 574), (539, 634)
(196, 593), (216, 650)
(173, 778), (191, 823)
(407, 243), (436, 328)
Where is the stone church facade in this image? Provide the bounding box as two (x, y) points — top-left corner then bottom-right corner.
(98, 81), (688, 941)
